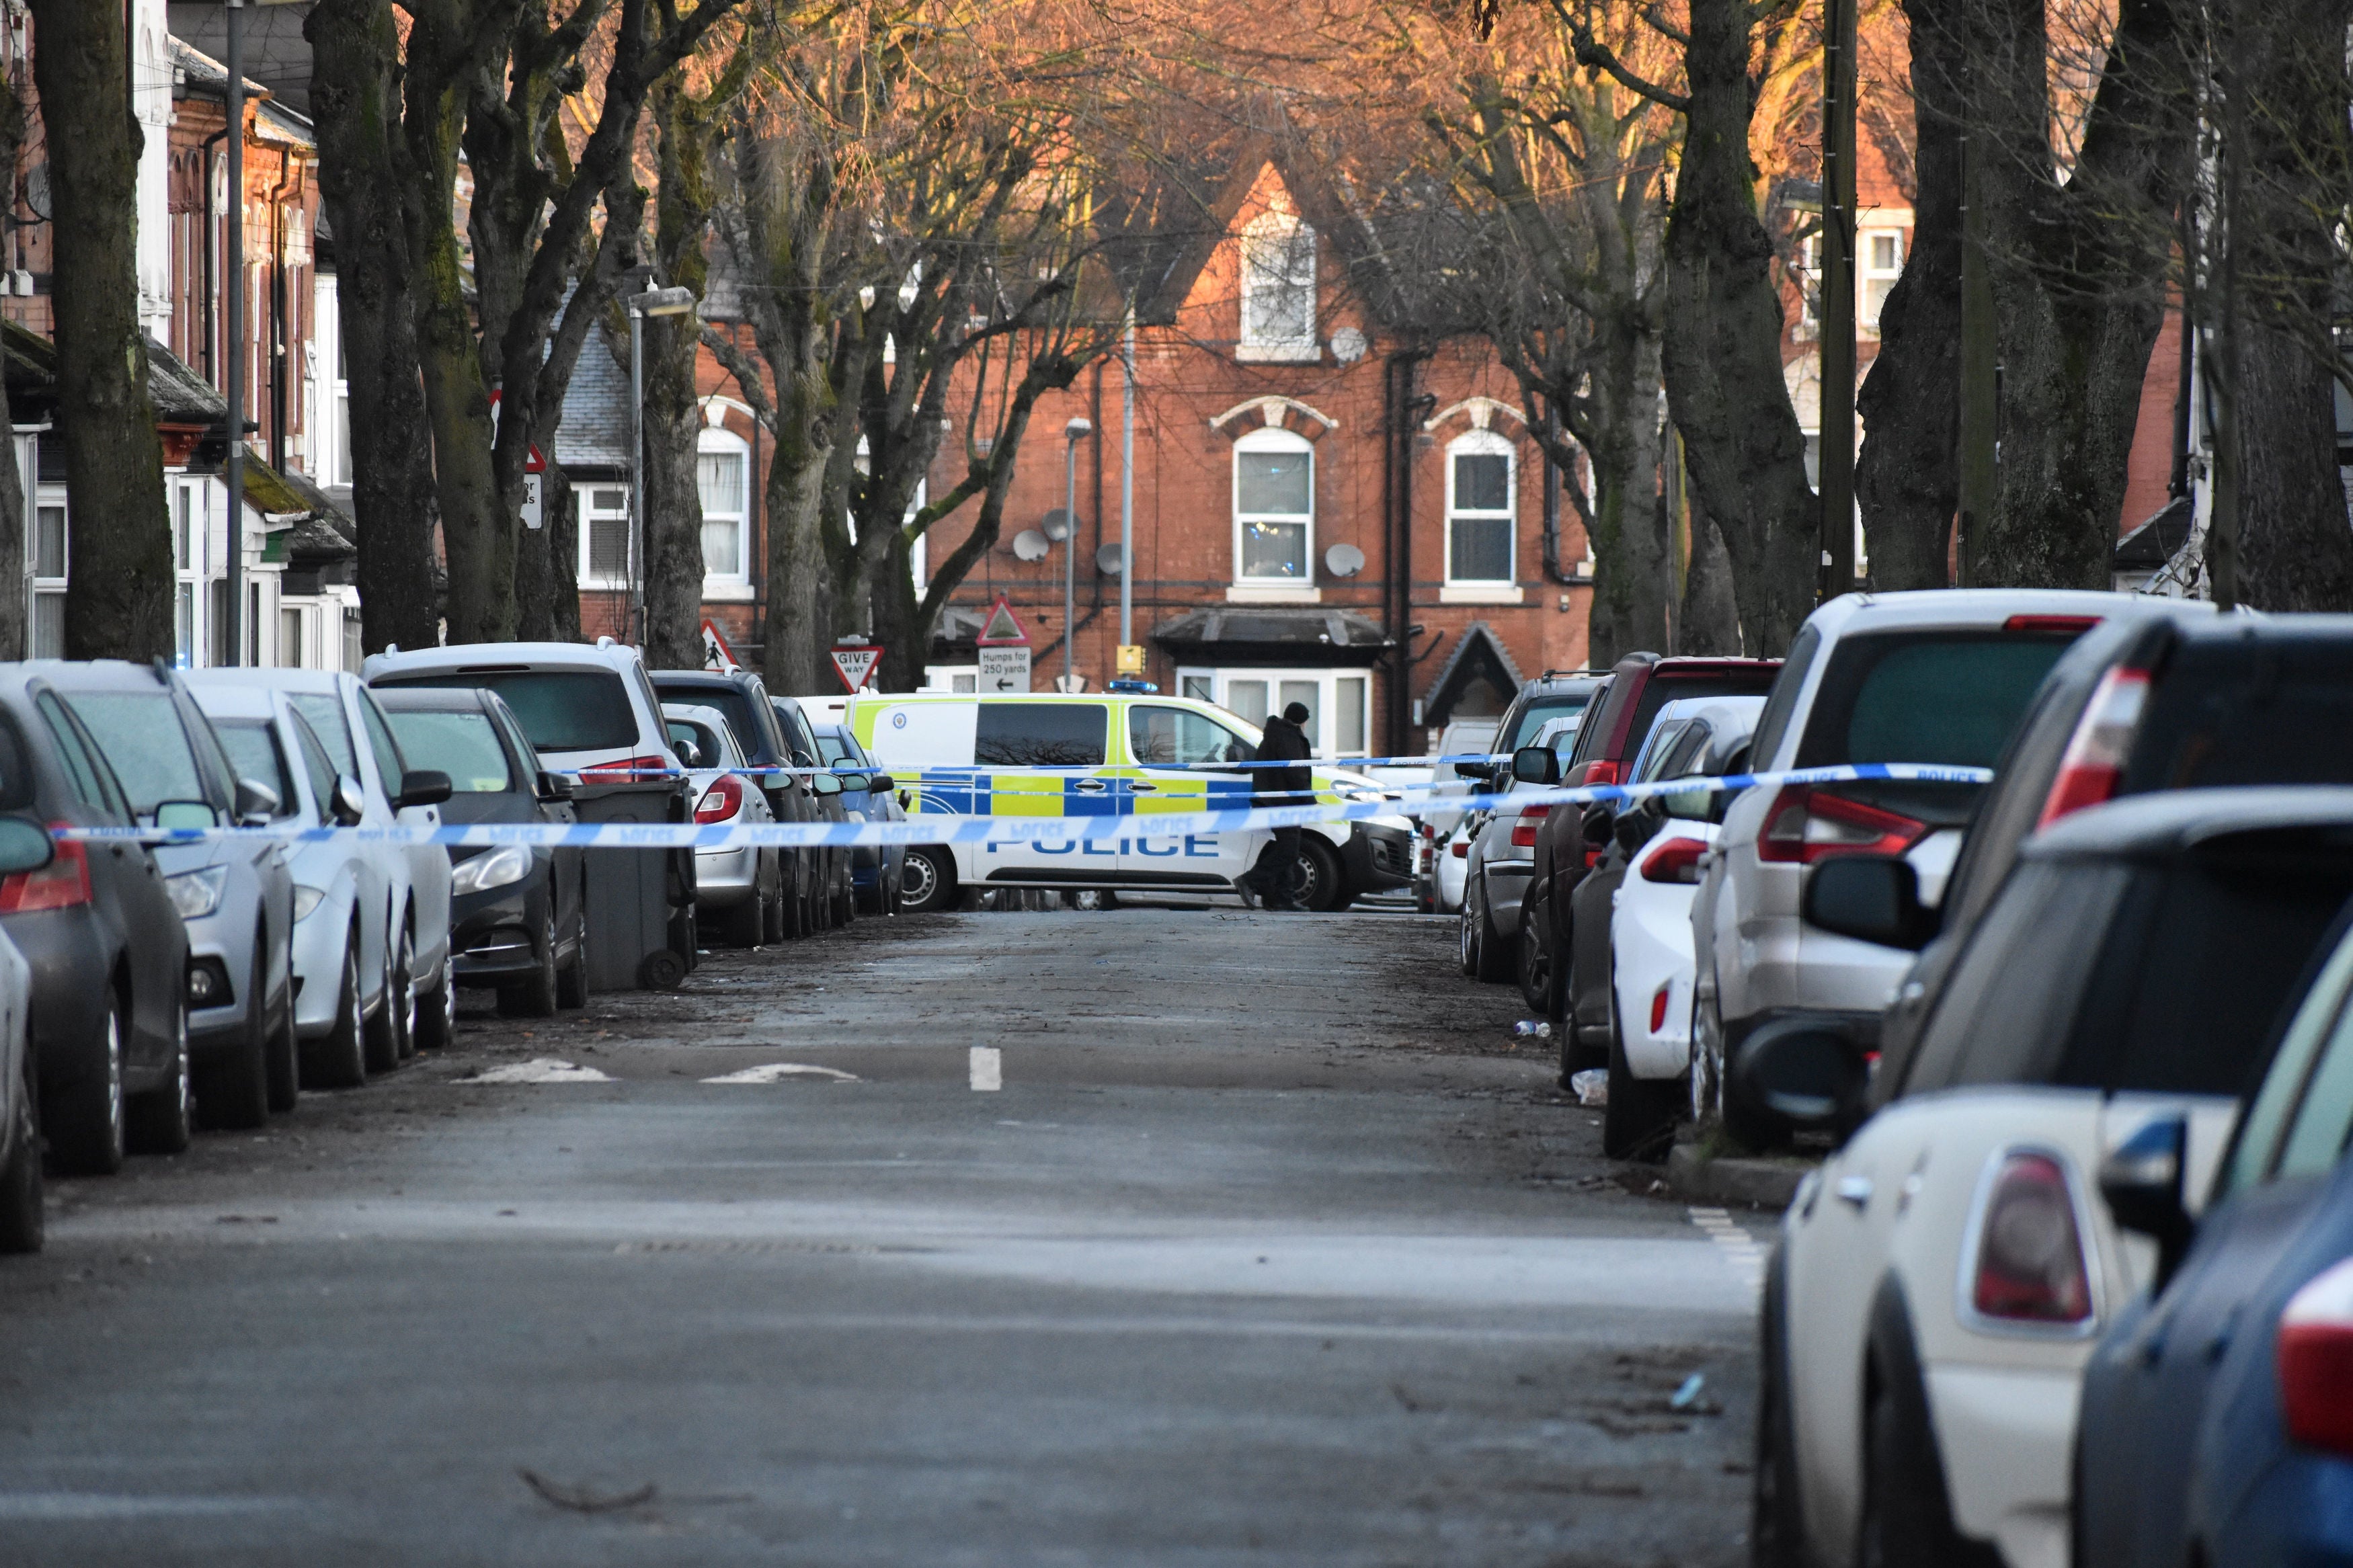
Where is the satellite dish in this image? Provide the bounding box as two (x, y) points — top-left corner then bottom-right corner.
(1330, 327), (1369, 365)
(1095, 542), (1127, 575)
(1041, 507), (1074, 543)
(1326, 542), (1366, 577)
(1012, 529), (1050, 563)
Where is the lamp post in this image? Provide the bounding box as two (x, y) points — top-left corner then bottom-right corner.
(625, 284), (696, 647)
(1062, 416), (1091, 688)
(224, 0), (245, 664)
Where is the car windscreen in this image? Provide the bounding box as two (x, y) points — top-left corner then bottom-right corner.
(1507, 694), (1593, 751)
(1796, 630), (2075, 770)
(64, 692), (206, 820)
(290, 692), (358, 777)
(385, 710), (516, 794)
(2125, 639), (2353, 792)
(655, 683), (768, 762)
(374, 670), (635, 753)
(214, 720), (300, 819)
(1617, 673), (1777, 763)
(976, 703), (1107, 767)
(814, 732), (852, 766)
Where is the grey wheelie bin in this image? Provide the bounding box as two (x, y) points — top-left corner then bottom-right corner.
(570, 774), (699, 990)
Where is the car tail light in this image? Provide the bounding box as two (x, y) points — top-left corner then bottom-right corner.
(1757, 786), (1927, 865)
(0, 827), (88, 913)
(1969, 1152), (2092, 1325)
(1640, 836), (1710, 884)
(1648, 981), (1671, 1034)
(580, 753), (675, 782)
(2278, 1257), (2353, 1456)
(2003, 614), (2104, 634)
(1509, 807), (1544, 850)
(1585, 760), (1624, 788)
(2036, 666), (2151, 829)
(694, 774), (746, 824)
(1449, 838), (1469, 858)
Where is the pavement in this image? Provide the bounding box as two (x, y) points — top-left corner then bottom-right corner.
(0, 909), (1765, 1567)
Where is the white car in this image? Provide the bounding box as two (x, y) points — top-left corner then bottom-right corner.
(1693, 588), (2126, 1135)
(662, 702), (784, 947)
(1600, 696), (1762, 1157)
(1753, 788), (2353, 1568)
(364, 638), (682, 782)
(0, 875), (41, 1253)
(192, 670), (456, 1058)
(190, 681), (397, 1087)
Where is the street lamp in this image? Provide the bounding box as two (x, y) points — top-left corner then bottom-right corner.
(1060, 416), (1091, 689)
(626, 284), (697, 646)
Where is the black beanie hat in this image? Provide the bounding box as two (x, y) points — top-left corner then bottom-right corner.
(1283, 702), (1311, 724)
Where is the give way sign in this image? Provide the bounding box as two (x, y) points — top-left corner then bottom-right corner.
(830, 643), (884, 693)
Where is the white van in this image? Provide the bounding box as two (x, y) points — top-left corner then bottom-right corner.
(829, 691), (1413, 911)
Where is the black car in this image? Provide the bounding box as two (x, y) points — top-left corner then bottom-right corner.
(649, 668), (828, 938)
(377, 688), (588, 1016)
(0, 667), (191, 1174)
(768, 696), (856, 929)
(812, 722), (905, 915)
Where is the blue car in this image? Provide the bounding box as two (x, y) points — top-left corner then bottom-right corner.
(2077, 908), (2353, 1567)
(811, 722), (905, 915)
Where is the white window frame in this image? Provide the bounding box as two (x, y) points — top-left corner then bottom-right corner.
(30, 474), (65, 661)
(1443, 429), (1518, 596)
(577, 482), (633, 590)
(172, 476), (210, 667)
(1860, 226), (1905, 336)
(696, 426), (753, 599)
(1174, 665), (1373, 759)
(1231, 426), (1314, 595)
(319, 272), (352, 488)
(1237, 210), (1318, 362)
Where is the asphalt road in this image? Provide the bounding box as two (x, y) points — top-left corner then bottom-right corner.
(0, 909), (1764, 1567)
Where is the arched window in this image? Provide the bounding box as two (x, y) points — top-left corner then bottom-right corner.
(1233, 427), (1312, 583)
(698, 427), (751, 586)
(1445, 429), (1515, 584)
(1239, 211), (1316, 359)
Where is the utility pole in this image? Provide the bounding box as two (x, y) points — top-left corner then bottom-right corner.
(1956, 130), (1997, 587)
(1060, 416), (1090, 688)
(224, 0), (245, 664)
(1117, 316), (1135, 670)
(1817, 0), (1857, 599)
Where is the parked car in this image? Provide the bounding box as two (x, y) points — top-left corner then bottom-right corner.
(367, 638), (681, 781)
(1749, 786), (2353, 1568)
(2075, 903), (2353, 1568)
(770, 696), (856, 929)
(0, 888), (41, 1251)
(200, 669), (457, 1057)
(651, 666), (822, 940)
(1459, 712), (1585, 987)
(1688, 590), (2116, 1113)
(811, 721), (906, 915)
(377, 688), (588, 1016)
(662, 702), (785, 947)
(51, 661), (300, 1130)
(189, 681), (392, 1087)
(0, 671), (192, 1174)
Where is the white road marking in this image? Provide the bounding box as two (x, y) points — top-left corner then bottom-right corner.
(1687, 1206), (1767, 1290)
(701, 1063), (859, 1084)
(471, 1057), (612, 1084)
(0, 1493), (292, 1519)
(969, 1046), (1001, 1091)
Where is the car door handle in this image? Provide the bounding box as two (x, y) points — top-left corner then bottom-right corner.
(1073, 779), (1108, 794)
(1129, 782), (1156, 792)
(1834, 1175), (1873, 1210)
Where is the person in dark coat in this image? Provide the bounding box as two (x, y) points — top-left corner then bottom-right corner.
(1243, 701), (1315, 911)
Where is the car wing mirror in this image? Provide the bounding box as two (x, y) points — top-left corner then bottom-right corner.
(1455, 757), (1497, 784)
(1511, 747), (1559, 786)
(1803, 855), (1938, 950)
(331, 774), (367, 826)
(536, 771), (574, 803)
(1613, 806), (1659, 854)
(397, 769), (454, 809)
(2099, 1113), (2194, 1287)
(867, 773), (895, 792)
(0, 817), (56, 875)
(1727, 1017), (1870, 1143)
(232, 777), (280, 825)
(155, 799), (219, 831)
(811, 771), (844, 796)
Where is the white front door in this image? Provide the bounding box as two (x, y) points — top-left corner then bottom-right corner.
(1176, 667), (1371, 759)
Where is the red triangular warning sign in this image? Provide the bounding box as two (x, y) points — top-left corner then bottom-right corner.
(975, 595), (1030, 647)
(830, 644), (884, 692)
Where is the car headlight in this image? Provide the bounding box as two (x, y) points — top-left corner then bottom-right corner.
(165, 866), (228, 921)
(450, 843), (533, 896)
(292, 884), (327, 921)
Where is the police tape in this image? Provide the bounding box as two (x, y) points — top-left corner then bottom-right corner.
(586, 752), (1521, 782)
(57, 762), (1993, 850)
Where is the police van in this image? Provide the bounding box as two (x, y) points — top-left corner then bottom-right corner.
(807, 691), (1414, 911)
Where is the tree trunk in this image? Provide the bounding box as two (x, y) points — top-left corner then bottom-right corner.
(1973, 0), (2195, 587)
(641, 304), (706, 670)
(1853, 0), (1964, 591)
(524, 460), (582, 641)
(1679, 506), (1741, 654)
(0, 64), (24, 661)
(1657, 0), (1818, 657)
(307, 0), (443, 653)
(28, 0), (173, 661)
(1578, 323), (1669, 664)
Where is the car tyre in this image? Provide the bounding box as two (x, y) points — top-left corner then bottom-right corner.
(49, 991), (127, 1176)
(1296, 836), (1345, 913)
(1517, 886), (1552, 1013)
(266, 944), (301, 1111)
(1752, 1249), (1806, 1568)
(722, 882), (766, 948)
(901, 847), (954, 913)
(557, 901), (591, 1009)
(0, 1049), (40, 1253)
(1601, 1008), (1679, 1163)
(413, 950), (457, 1053)
(762, 870), (789, 943)
(1857, 1370), (1985, 1568)
(1472, 882), (1515, 982)
(132, 1000), (198, 1149)
(193, 949), (270, 1132)
(500, 914), (559, 1018)
(364, 923), (414, 1071)
(1458, 889), (1482, 977)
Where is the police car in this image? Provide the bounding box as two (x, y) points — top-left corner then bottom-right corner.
(807, 690), (1414, 912)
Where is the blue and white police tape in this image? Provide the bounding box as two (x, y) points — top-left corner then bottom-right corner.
(582, 752), (1522, 782)
(57, 762), (1993, 850)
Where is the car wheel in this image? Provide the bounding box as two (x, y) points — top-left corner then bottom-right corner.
(901, 848), (954, 913)
(413, 949), (457, 1053)
(722, 883), (766, 948)
(1295, 837), (1345, 913)
(1857, 1369), (1979, 1568)
(0, 1048), (40, 1253)
(193, 948), (268, 1132)
(1472, 886), (1515, 983)
(132, 998), (199, 1149)
(1517, 891), (1552, 1013)
(304, 939), (368, 1090)
(1602, 1007), (1680, 1163)
(1459, 889), (1482, 978)
(49, 991), (126, 1176)
(364, 924), (413, 1072)
(500, 913), (559, 1018)
(557, 902), (591, 1009)
(1753, 1249), (1806, 1568)
(763, 870), (789, 943)
(266, 943), (301, 1111)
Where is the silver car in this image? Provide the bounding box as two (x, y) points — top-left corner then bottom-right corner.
(48, 661), (298, 1129)
(1457, 713), (1582, 983)
(662, 702), (784, 947)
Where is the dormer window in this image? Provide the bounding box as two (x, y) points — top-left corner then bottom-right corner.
(1238, 211), (1318, 362)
